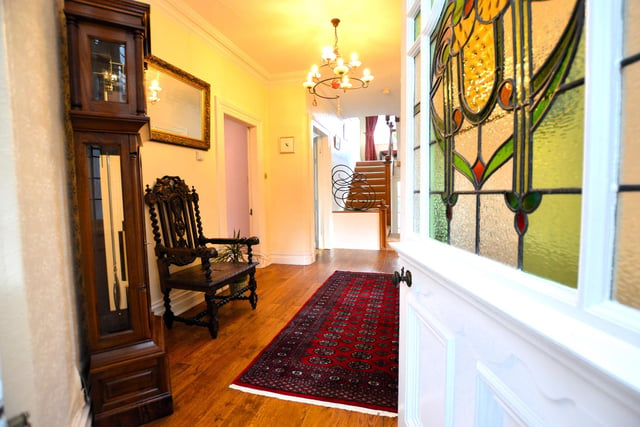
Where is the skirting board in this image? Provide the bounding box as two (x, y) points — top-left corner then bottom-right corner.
(151, 288), (204, 316)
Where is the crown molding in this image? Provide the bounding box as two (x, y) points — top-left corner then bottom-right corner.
(269, 69), (307, 87)
(149, 0), (270, 83)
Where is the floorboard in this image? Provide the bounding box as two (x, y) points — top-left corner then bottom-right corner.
(143, 248), (400, 427)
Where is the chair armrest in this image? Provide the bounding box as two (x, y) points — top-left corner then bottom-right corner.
(157, 245), (218, 266)
(200, 236), (260, 246)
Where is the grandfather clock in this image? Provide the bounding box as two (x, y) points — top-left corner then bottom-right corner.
(64, 0), (173, 425)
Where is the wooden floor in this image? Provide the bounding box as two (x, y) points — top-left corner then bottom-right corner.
(144, 249), (400, 427)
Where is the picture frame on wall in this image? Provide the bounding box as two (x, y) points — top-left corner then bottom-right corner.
(280, 136), (295, 153)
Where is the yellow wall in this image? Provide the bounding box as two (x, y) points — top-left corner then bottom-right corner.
(142, 2), (319, 306)
(265, 83), (315, 263)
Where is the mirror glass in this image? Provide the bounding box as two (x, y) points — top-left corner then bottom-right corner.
(146, 56), (211, 150)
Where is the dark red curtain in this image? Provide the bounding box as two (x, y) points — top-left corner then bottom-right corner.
(364, 115), (378, 160)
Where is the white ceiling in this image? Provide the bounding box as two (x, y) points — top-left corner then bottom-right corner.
(163, 0), (402, 118)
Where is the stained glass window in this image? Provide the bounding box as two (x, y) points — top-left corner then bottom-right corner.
(613, 0), (640, 309)
(428, 0), (585, 288)
(411, 6), (422, 234)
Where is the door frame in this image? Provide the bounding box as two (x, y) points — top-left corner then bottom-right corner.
(215, 97), (268, 263)
(312, 119), (333, 250)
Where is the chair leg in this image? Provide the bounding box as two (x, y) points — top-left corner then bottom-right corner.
(163, 288), (174, 329)
(248, 273), (258, 310)
(204, 292), (219, 339)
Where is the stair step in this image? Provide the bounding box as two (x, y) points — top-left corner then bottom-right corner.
(356, 161), (386, 167)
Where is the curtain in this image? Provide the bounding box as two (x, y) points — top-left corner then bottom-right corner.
(364, 115), (378, 161)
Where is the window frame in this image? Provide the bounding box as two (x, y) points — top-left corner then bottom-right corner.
(400, 0), (640, 346)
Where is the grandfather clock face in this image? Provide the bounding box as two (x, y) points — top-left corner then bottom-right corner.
(90, 39), (127, 103)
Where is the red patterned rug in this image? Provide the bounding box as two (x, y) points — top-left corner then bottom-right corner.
(230, 270), (399, 416)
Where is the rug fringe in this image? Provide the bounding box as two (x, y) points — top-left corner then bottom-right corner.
(229, 384), (397, 418)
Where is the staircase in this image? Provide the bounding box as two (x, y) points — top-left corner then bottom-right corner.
(348, 160), (391, 226)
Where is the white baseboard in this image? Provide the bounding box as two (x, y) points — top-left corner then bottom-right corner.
(151, 289), (204, 316)
(268, 252), (316, 265)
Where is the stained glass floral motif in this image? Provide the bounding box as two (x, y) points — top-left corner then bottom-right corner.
(429, 0), (584, 287)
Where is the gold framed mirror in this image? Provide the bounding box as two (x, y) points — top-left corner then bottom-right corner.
(145, 55), (210, 150)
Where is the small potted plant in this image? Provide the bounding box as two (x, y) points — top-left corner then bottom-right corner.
(215, 230), (249, 294)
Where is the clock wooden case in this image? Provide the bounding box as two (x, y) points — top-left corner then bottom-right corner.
(64, 0), (173, 425)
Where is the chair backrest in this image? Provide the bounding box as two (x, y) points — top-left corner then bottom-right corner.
(144, 176), (206, 266)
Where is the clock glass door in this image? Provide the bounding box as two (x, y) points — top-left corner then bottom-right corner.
(91, 39), (127, 103)
(86, 144), (131, 335)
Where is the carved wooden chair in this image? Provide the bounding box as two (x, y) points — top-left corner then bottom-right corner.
(144, 175), (259, 339)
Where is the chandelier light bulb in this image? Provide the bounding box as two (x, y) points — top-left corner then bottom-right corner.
(362, 68), (374, 83)
(350, 52), (361, 68)
(340, 75), (352, 89)
(334, 57), (349, 76)
(303, 73), (315, 88)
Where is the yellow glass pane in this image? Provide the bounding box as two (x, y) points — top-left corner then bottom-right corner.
(620, 61), (640, 185)
(531, 1), (577, 75)
(566, 28), (586, 83)
(533, 86), (584, 189)
(613, 192), (640, 309)
(624, 0), (640, 56)
(523, 194), (582, 288)
(414, 52), (422, 105)
(479, 194), (518, 267)
(461, 22), (496, 113)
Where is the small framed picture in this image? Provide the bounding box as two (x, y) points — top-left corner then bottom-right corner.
(280, 136), (294, 153)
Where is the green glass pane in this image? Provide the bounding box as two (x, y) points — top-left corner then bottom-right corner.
(532, 86), (584, 189)
(479, 194), (518, 267)
(450, 194), (476, 254)
(624, 0), (640, 57)
(613, 192), (640, 309)
(430, 142), (444, 192)
(523, 194), (582, 288)
(429, 194), (447, 242)
(620, 61), (640, 185)
(414, 11), (422, 42)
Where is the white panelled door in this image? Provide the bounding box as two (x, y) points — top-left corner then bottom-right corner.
(396, 0), (640, 425)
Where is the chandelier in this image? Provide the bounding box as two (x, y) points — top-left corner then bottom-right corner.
(303, 18), (374, 106)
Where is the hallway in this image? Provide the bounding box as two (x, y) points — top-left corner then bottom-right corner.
(144, 249), (400, 427)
